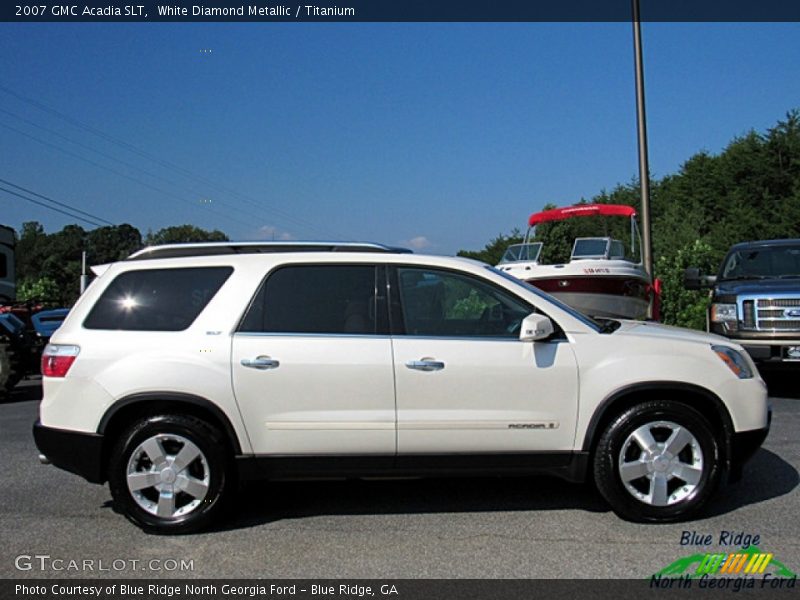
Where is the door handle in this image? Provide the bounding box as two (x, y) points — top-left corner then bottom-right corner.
(241, 356), (280, 370)
(405, 359), (445, 372)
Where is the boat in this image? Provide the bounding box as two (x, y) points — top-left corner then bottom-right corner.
(496, 204), (651, 319)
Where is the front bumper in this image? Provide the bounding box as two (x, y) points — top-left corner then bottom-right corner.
(709, 324), (800, 363)
(727, 408), (771, 481)
(740, 342), (800, 364)
(33, 421), (105, 484)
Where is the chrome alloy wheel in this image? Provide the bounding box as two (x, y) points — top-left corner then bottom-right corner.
(126, 434), (210, 518)
(618, 420), (704, 507)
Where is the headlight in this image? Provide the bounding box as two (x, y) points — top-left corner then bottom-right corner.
(712, 345), (754, 379)
(710, 303), (737, 323)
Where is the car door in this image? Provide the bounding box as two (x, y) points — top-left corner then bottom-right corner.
(390, 266), (579, 454)
(231, 263), (396, 455)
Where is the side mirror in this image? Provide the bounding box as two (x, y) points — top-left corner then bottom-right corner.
(519, 313), (554, 342)
(684, 267), (717, 290)
(684, 267), (702, 290)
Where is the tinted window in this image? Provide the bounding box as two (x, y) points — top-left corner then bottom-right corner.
(0, 254), (6, 278)
(84, 267), (232, 331)
(240, 265), (384, 335)
(395, 267), (531, 337)
(720, 244), (800, 280)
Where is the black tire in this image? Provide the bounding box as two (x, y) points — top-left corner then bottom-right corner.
(593, 400), (722, 523)
(108, 414), (233, 534)
(0, 341), (21, 396)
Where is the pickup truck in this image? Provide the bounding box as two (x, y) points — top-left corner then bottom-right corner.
(685, 239), (800, 366)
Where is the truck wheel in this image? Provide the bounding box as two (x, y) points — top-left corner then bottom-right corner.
(0, 340), (21, 395)
(593, 400), (721, 522)
(108, 414), (233, 534)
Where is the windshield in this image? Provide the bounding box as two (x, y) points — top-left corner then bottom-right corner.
(719, 244), (800, 280)
(571, 238), (610, 260)
(498, 243), (543, 264)
(486, 265), (603, 332)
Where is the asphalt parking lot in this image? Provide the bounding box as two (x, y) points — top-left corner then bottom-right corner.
(1, 373), (798, 579)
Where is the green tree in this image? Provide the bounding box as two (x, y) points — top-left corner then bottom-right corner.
(145, 225), (228, 245)
(87, 224), (143, 264)
(15, 221), (49, 285)
(655, 240), (717, 330)
(457, 229), (523, 265)
(14, 222), (229, 306)
(35, 224), (85, 305)
(17, 276), (61, 304)
(459, 109), (800, 330)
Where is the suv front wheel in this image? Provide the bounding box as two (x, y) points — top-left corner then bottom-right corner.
(593, 400), (722, 522)
(108, 414), (232, 534)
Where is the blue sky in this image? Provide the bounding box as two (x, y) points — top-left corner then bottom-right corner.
(0, 22), (798, 254)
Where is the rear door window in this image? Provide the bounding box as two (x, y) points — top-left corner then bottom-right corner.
(239, 264), (387, 335)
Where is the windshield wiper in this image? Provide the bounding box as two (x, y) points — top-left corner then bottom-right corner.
(777, 274), (800, 279)
(723, 275), (768, 281)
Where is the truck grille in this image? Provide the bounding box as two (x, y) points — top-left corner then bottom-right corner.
(758, 298), (800, 308)
(739, 296), (800, 331)
(742, 300), (756, 328)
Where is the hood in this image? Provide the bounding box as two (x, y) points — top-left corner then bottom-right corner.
(715, 277), (800, 296)
(613, 320), (730, 346)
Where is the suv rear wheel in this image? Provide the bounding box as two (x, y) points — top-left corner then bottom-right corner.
(593, 400), (722, 522)
(108, 414), (231, 534)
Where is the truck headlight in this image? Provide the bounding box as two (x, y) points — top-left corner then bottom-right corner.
(710, 303), (737, 323)
(712, 345), (754, 379)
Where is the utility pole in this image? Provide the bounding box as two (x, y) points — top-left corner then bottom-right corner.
(632, 0), (654, 315)
(80, 250), (88, 294)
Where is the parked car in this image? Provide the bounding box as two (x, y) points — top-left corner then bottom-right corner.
(0, 224), (69, 395)
(35, 242), (769, 533)
(0, 306), (62, 394)
(685, 239), (800, 367)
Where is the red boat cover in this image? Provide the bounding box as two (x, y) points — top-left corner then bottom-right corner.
(528, 204), (637, 227)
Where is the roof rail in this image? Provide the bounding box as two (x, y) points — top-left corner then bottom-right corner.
(126, 241), (413, 261)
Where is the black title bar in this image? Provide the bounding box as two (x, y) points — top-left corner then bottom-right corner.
(10, 578), (797, 600)
(3, 0), (800, 23)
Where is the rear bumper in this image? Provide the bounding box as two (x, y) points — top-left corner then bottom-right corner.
(33, 421), (105, 484)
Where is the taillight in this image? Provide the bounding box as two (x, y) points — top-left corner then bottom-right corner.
(41, 344), (80, 377)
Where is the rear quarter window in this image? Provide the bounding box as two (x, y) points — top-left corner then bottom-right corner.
(83, 267), (233, 331)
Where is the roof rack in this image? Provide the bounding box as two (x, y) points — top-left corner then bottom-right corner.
(126, 241), (413, 261)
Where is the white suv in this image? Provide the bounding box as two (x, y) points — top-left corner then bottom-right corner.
(34, 242), (770, 533)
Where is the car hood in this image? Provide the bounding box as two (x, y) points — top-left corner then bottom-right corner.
(612, 320), (731, 346)
(716, 278), (800, 296)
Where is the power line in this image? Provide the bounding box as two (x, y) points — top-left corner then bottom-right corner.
(0, 83), (342, 238)
(0, 107), (209, 198)
(0, 177), (114, 226)
(0, 110), (331, 239)
(0, 111), (285, 231)
(0, 121), (263, 233)
(0, 185), (105, 228)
